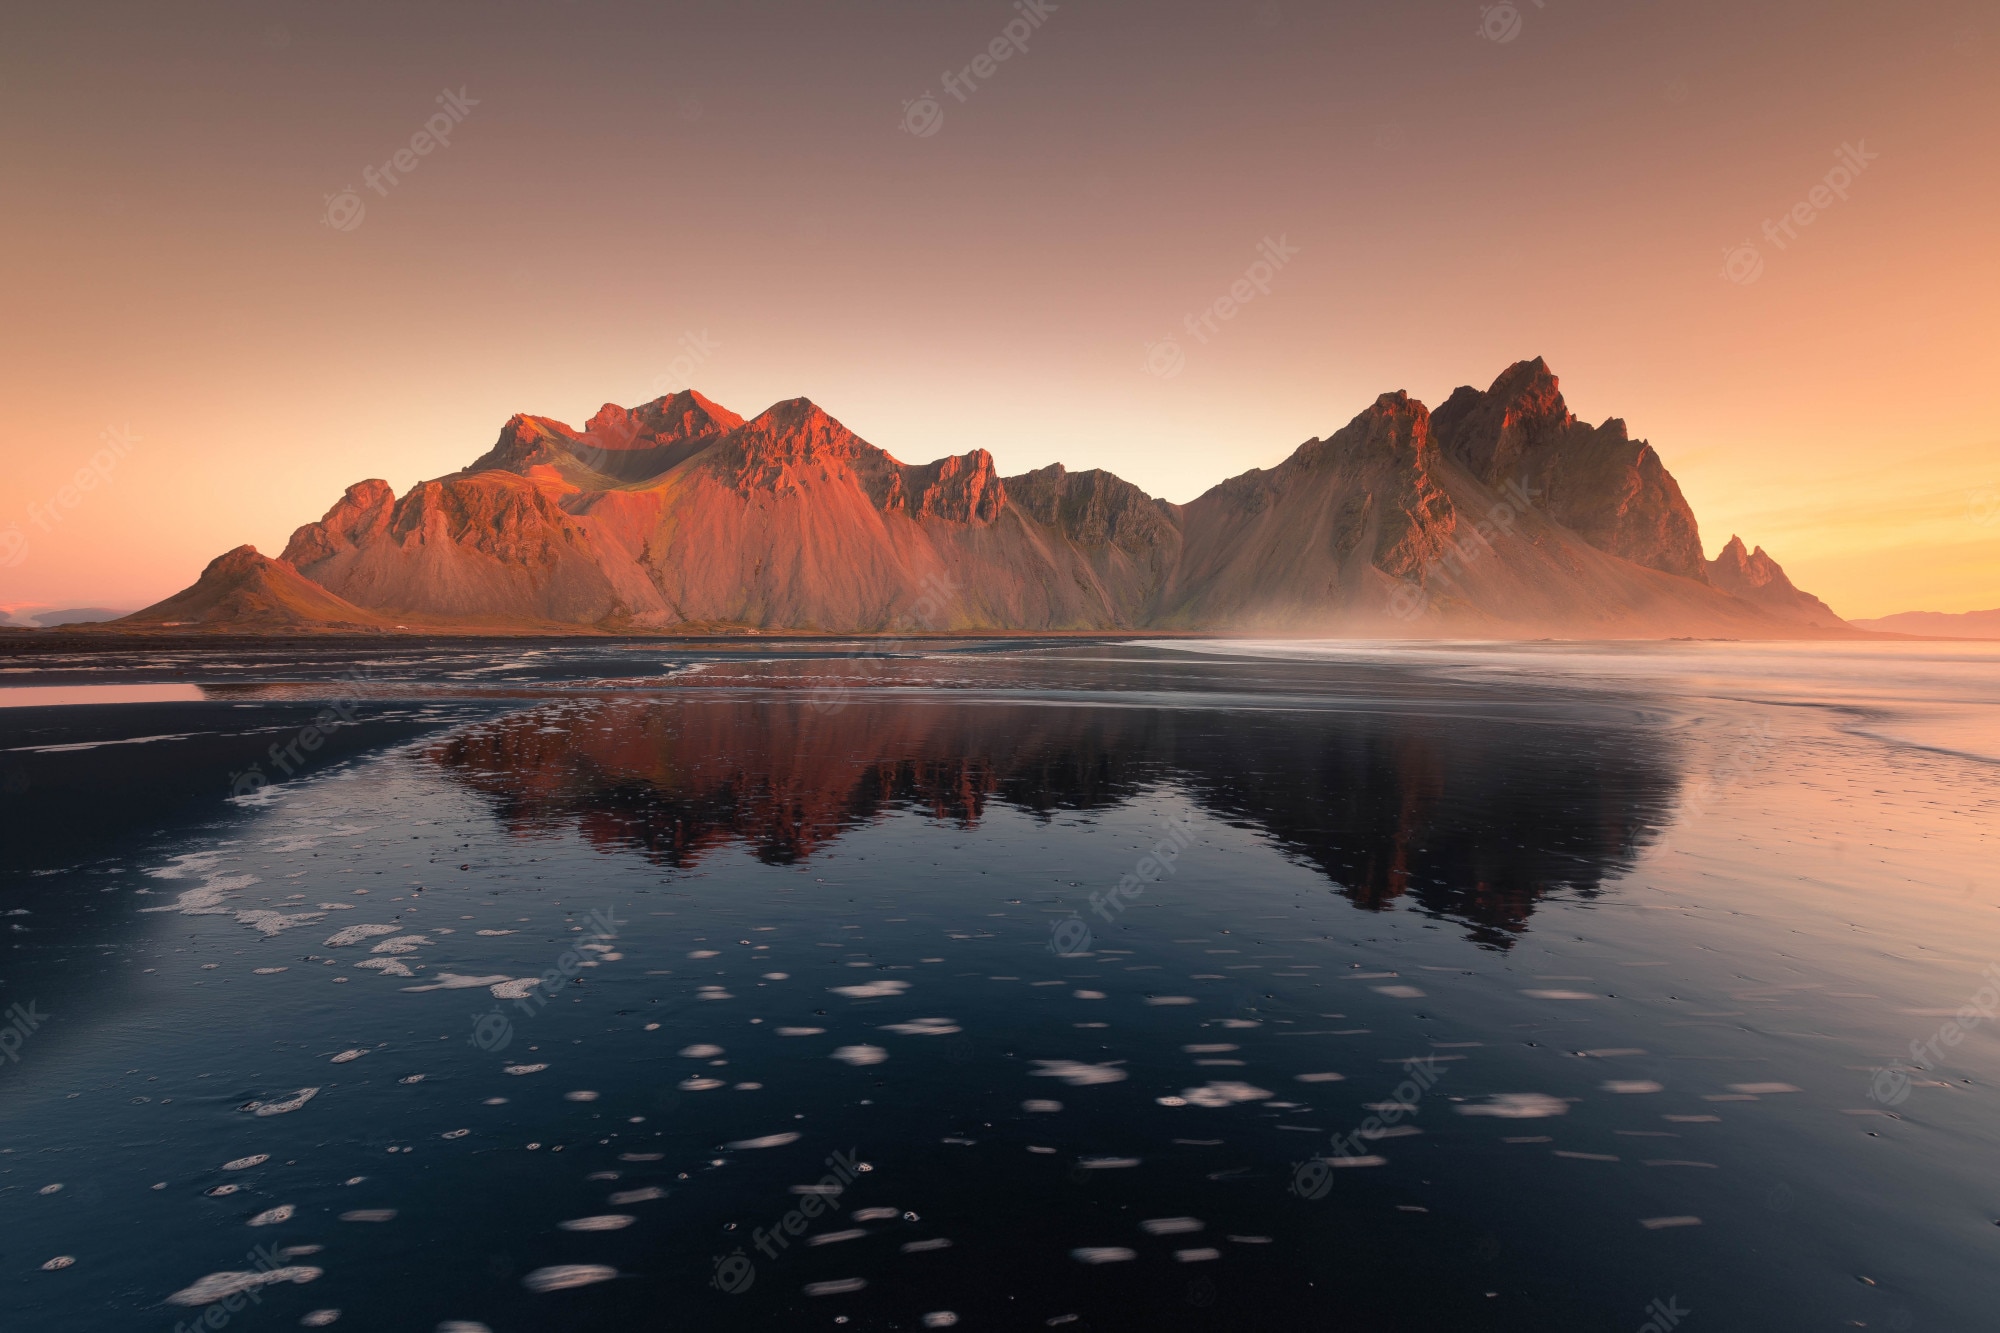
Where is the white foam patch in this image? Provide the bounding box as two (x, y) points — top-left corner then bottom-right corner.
(1030, 1060), (1127, 1087)
(247, 1205), (295, 1226)
(330, 1050), (367, 1064)
(235, 909), (324, 936)
(504, 1063), (549, 1075)
(402, 973), (514, 993)
(324, 924), (402, 947)
(247, 1088), (318, 1117)
(558, 1215), (635, 1232)
(522, 1265), (617, 1293)
(1172, 1081), (1272, 1107)
(167, 1266), (322, 1305)
(354, 959), (415, 977)
(830, 980), (910, 998)
(728, 1132), (801, 1149)
(141, 873), (262, 916)
(1456, 1093), (1569, 1119)
(1070, 1247), (1136, 1264)
(830, 1045), (888, 1067)
(147, 851), (224, 881)
(879, 1018), (960, 1036)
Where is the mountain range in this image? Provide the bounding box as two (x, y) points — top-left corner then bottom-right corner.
(120, 359), (1855, 637)
(1847, 607), (2000, 638)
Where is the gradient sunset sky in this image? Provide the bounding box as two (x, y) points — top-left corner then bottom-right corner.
(2, 0), (1995, 619)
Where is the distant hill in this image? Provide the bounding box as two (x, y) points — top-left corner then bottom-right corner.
(31, 607), (134, 627)
(123, 360), (1856, 638)
(118, 546), (391, 631)
(1848, 608), (2000, 639)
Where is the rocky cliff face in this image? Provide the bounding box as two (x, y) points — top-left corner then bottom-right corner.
(1431, 359), (1709, 582)
(1705, 536), (1846, 628)
(128, 361), (1853, 638)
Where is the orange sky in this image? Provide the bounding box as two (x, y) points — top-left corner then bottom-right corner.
(2, 0), (1995, 619)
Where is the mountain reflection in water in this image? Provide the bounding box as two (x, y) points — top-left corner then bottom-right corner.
(431, 691), (1678, 948)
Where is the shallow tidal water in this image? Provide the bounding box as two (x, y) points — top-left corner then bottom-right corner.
(1, 638), (1997, 1332)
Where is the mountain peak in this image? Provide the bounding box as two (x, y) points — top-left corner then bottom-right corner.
(1706, 539), (1845, 628)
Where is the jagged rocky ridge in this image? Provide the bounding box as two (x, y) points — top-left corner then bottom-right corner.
(124, 360), (1850, 636)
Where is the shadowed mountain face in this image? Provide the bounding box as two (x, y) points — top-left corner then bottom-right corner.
(430, 687), (1678, 948)
(133, 363), (1846, 637)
